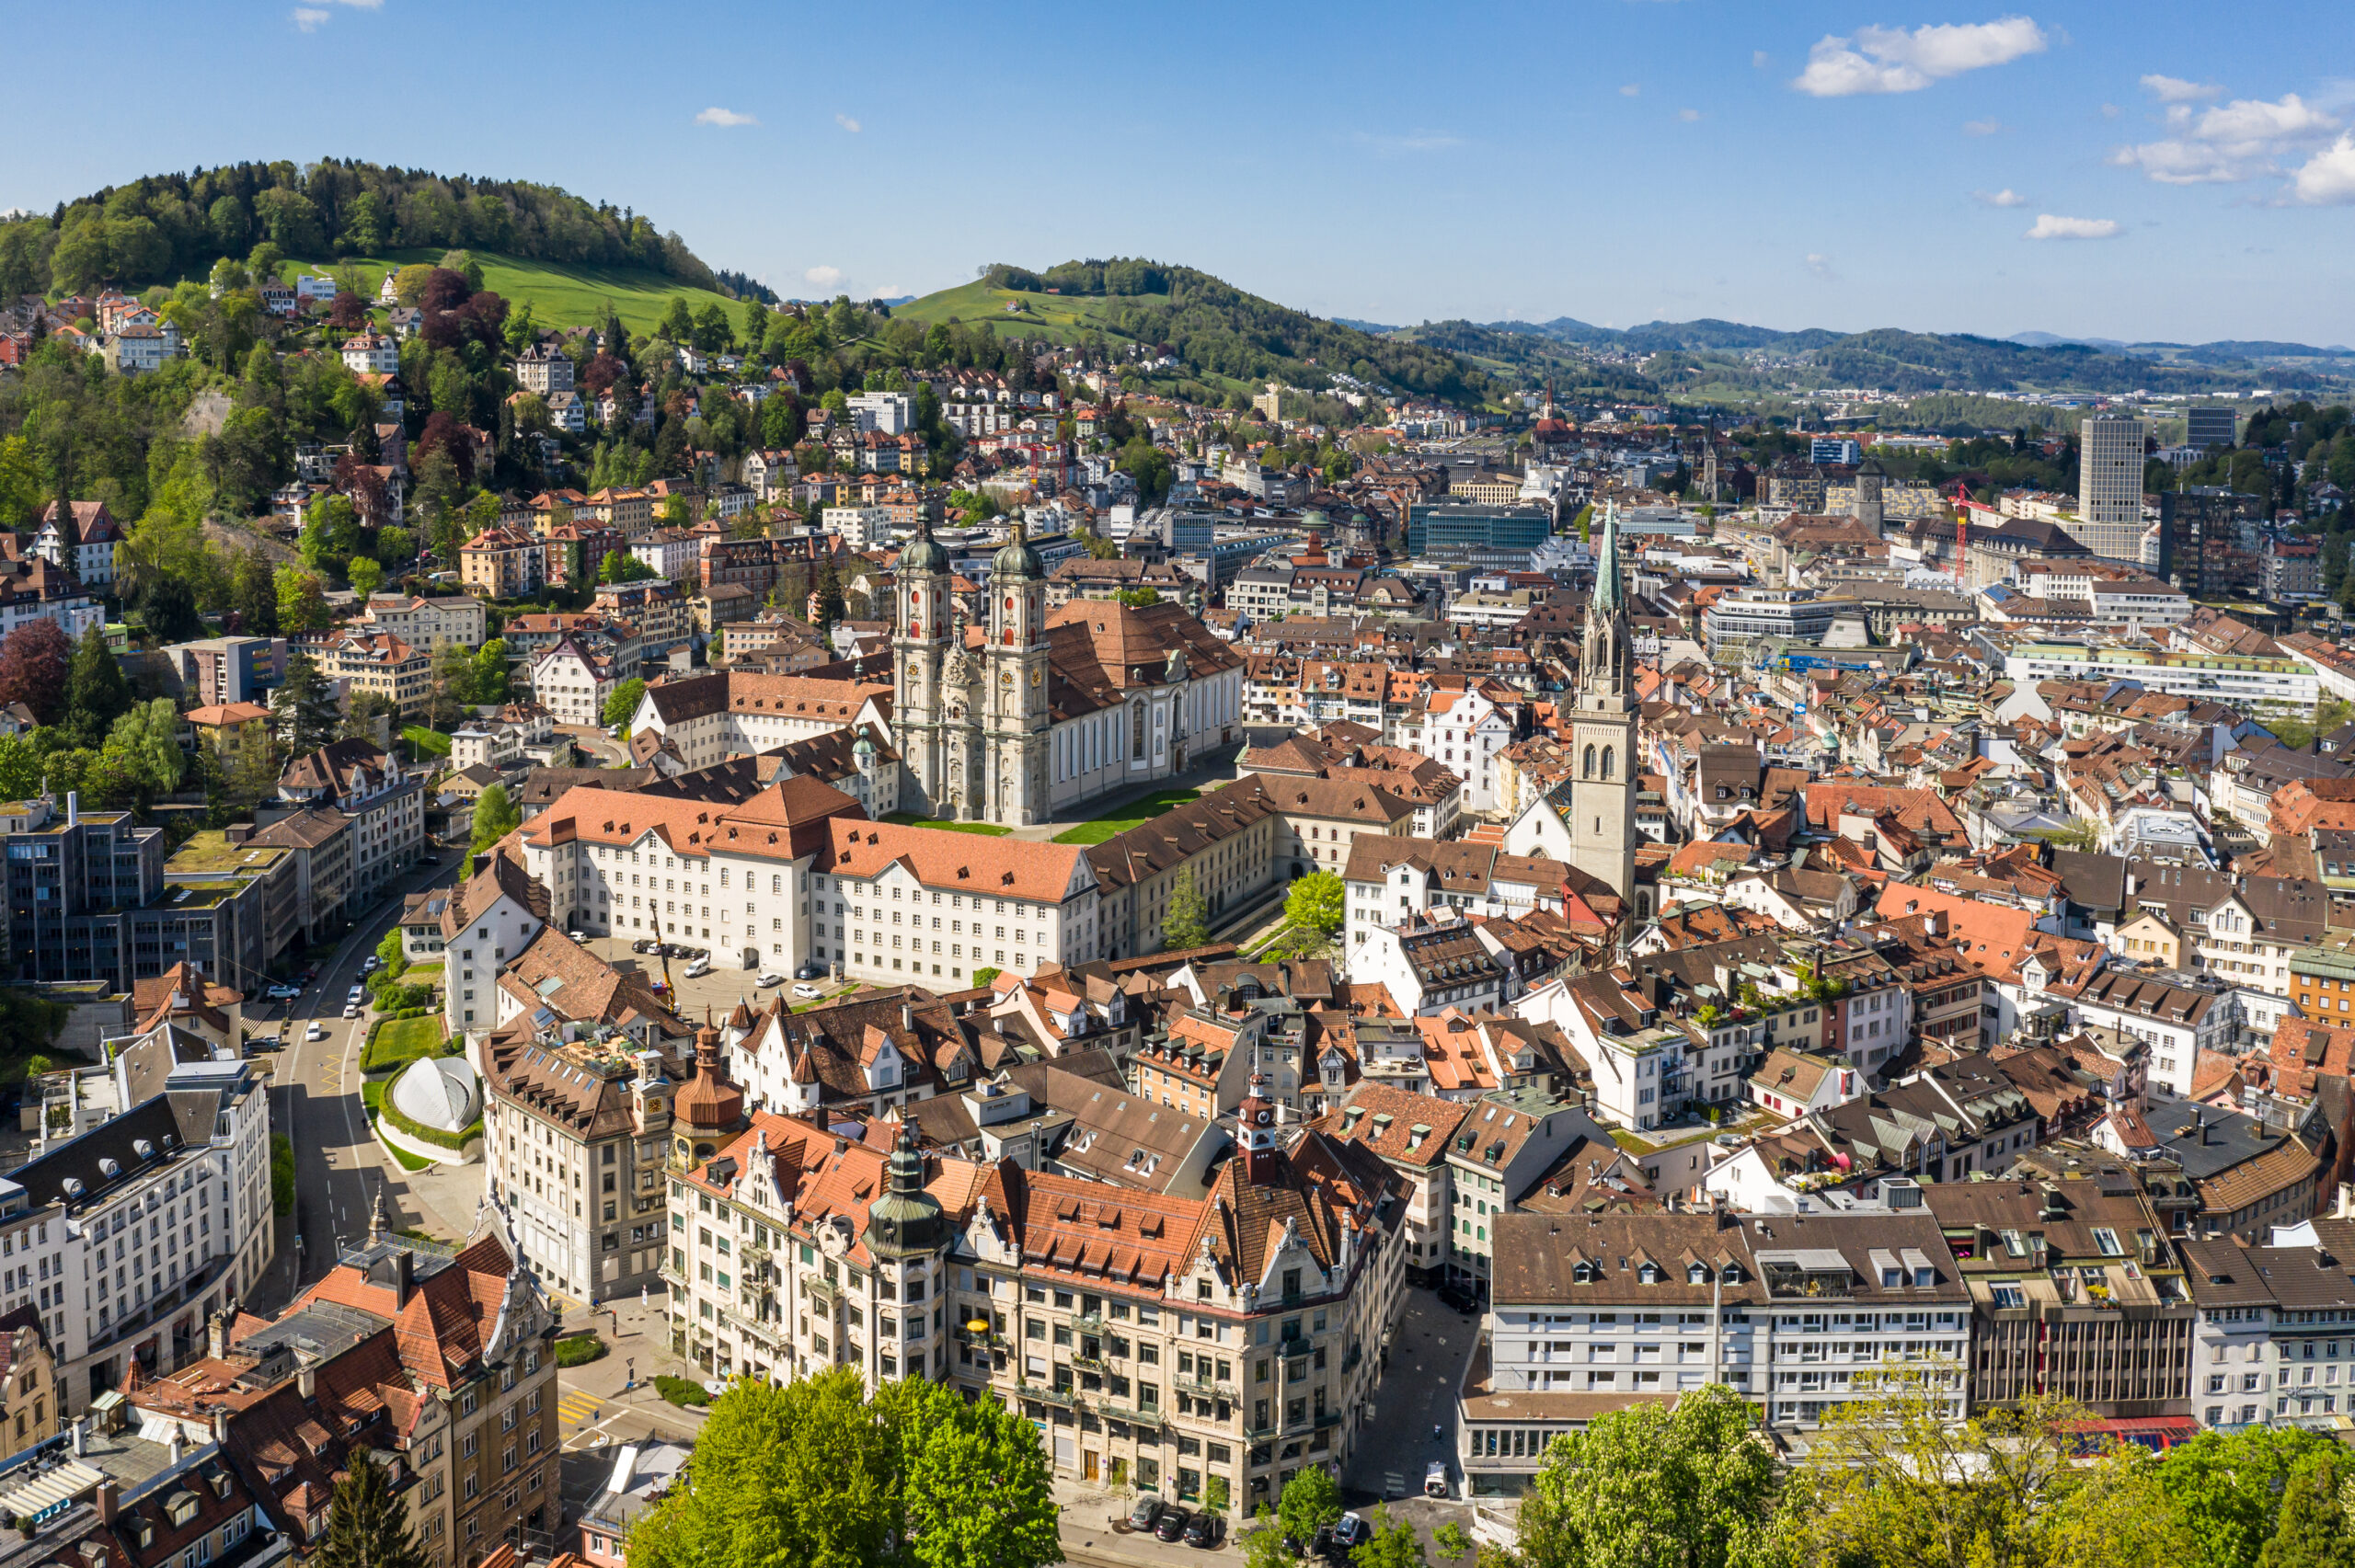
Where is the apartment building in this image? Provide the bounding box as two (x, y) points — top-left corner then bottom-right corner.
(0, 1055), (273, 1413)
(318, 629), (434, 719)
(355, 594), (489, 654)
(948, 1078), (1407, 1511)
(461, 529), (547, 601)
(128, 1210), (558, 1567)
(2074, 415), (2149, 562)
(530, 638), (623, 728)
(1469, 1203), (1968, 1492)
(2182, 1218), (2355, 1432)
(276, 739), (423, 907)
(1924, 1175), (2194, 1418)
(626, 670), (893, 761)
(513, 343), (574, 395)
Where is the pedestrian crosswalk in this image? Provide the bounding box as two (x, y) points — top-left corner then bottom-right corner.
(557, 1390), (606, 1430)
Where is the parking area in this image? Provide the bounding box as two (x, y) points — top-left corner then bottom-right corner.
(1344, 1285), (1482, 1505)
(564, 932), (866, 1021)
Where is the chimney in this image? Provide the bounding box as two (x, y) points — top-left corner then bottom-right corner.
(65, 791), (77, 828)
(208, 1309), (227, 1360)
(902, 999), (915, 1032)
(70, 1418), (85, 1457)
(168, 1431), (185, 1464)
(95, 1482), (117, 1524)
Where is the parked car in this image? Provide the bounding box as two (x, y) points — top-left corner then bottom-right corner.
(791, 981), (823, 1001)
(1127, 1497), (1164, 1533)
(361, 956), (381, 974)
(1331, 1514), (1370, 1552)
(265, 983), (301, 1001)
(305, 1022), (327, 1041)
(347, 985), (365, 1004)
(569, 930), (591, 944)
(632, 938), (657, 955)
(1182, 1513), (1224, 1549)
(246, 1036), (281, 1054)
(757, 971), (786, 988)
(684, 959), (713, 979)
(1154, 1509), (1189, 1543)
(1425, 1461), (1449, 1498)
(1437, 1285), (1478, 1315)
(342, 1003), (362, 1019)
(796, 960), (825, 979)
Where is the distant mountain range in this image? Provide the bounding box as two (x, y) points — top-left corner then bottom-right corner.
(1474, 315), (2355, 366)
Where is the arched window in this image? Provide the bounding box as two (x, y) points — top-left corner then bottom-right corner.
(1583, 744), (1596, 778)
(1601, 745), (1614, 779)
(1132, 704), (1146, 760)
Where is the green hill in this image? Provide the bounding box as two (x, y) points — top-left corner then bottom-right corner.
(279, 248), (747, 338)
(893, 259), (1498, 406)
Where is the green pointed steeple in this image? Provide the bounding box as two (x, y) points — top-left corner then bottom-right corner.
(1591, 500), (1626, 616)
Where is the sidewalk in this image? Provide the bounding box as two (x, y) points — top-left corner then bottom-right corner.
(1049, 1475), (1239, 1566)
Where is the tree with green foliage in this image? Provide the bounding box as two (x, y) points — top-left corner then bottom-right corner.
(1241, 1508), (1291, 1568)
(347, 556), (384, 603)
(603, 678), (646, 730)
(1430, 1522), (1474, 1563)
(656, 297), (695, 344)
(971, 967), (1002, 989)
(1278, 1466), (1344, 1547)
(2257, 1450), (2355, 1568)
(2156, 1427), (2338, 1568)
(272, 653), (340, 757)
(276, 567), (331, 635)
(1521, 1382), (1776, 1568)
(471, 639), (511, 705)
(1349, 1506), (1428, 1568)
(316, 1450), (427, 1568)
(1112, 586), (1162, 608)
(1163, 865), (1211, 950)
(1285, 870), (1345, 942)
(138, 576), (206, 643)
(600, 548), (657, 584)
(268, 1133), (295, 1214)
(628, 1368), (1061, 1568)
(470, 784), (521, 853)
(63, 623), (133, 749)
(100, 699), (187, 805)
(373, 927), (410, 983)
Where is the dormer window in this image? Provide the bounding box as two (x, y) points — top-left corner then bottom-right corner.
(1572, 1260), (1596, 1283)
(1687, 1263), (1709, 1284)
(1638, 1263), (1661, 1284)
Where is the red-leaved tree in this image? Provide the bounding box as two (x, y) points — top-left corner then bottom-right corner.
(0, 619), (73, 725)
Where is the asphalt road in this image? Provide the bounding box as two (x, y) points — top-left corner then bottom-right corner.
(255, 844), (467, 1310)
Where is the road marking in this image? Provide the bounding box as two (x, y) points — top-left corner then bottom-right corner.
(557, 1390), (607, 1427)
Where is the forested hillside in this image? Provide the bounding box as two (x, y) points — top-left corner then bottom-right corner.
(0, 159), (721, 299)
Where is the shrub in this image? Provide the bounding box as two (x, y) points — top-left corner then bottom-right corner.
(555, 1333), (606, 1368)
(971, 967), (1002, 989)
(653, 1375), (708, 1408)
(377, 1093), (483, 1152)
(270, 1134), (294, 1216)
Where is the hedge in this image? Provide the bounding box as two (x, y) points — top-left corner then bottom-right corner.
(555, 1333), (607, 1368)
(653, 1375), (708, 1408)
(377, 1093), (484, 1152)
(270, 1134), (294, 1216)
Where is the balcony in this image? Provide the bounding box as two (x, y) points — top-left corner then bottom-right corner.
(1175, 1372), (1237, 1401)
(1074, 1310), (1105, 1332)
(1016, 1382), (1078, 1409)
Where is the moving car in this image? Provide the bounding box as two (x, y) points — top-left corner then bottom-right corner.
(1153, 1508), (1189, 1543)
(757, 971), (786, 988)
(265, 984), (301, 1001)
(1425, 1461), (1450, 1498)
(1127, 1497), (1164, 1533)
(1182, 1513), (1224, 1549)
(305, 1022), (327, 1041)
(342, 1002), (362, 1019)
(684, 958), (713, 979)
(791, 981), (823, 1001)
(347, 985), (365, 1004)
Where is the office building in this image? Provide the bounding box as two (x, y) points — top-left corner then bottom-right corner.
(2074, 415), (2150, 563)
(2187, 406), (2238, 452)
(2156, 487), (2267, 602)
(1809, 437), (1862, 465)
(1406, 505), (1554, 570)
(0, 1050), (274, 1412)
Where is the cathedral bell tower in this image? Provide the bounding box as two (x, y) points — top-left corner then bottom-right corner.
(1568, 502), (1637, 906)
(983, 517), (1052, 826)
(893, 515), (951, 814)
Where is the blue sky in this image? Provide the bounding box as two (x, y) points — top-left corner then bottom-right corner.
(6, 0), (2355, 344)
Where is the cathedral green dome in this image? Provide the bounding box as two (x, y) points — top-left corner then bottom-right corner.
(993, 519), (1044, 582)
(901, 527), (948, 575)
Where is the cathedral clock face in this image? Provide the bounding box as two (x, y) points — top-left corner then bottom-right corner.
(1000, 673), (1014, 688)
(1255, 1108), (1270, 1126)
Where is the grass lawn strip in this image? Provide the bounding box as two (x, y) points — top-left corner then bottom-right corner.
(361, 1013), (451, 1074)
(880, 813), (1012, 836)
(1050, 784), (1210, 846)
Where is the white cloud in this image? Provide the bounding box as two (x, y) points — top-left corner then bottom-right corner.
(695, 107), (757, 127)
(1678, 108), (1702, 121)
(1964, 118), (2002, 134)
(1974, 187), (2028, 206)
(835, 113), (861, 132)
(1806, 253), (1840, 280)
(1752, 50), (1771, 68)
(2101, 102), (2120, 118)
(1793, 16), (2047, 97)
(804, 266), (844, 290)
(2024, 213), (2120, 239)
(2291, 132), (2355, 204)
(2112, 92), (2339, 184)
(1620, 83), (1641, 97)
(2141, 74), (2220, 103)
(293, 0), (373, 28)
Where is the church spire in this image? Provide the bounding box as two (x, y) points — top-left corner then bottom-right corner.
(1591, 499), (1626, 619)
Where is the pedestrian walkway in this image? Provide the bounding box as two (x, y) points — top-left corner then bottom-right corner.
(557, 1389), (607, 1432)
